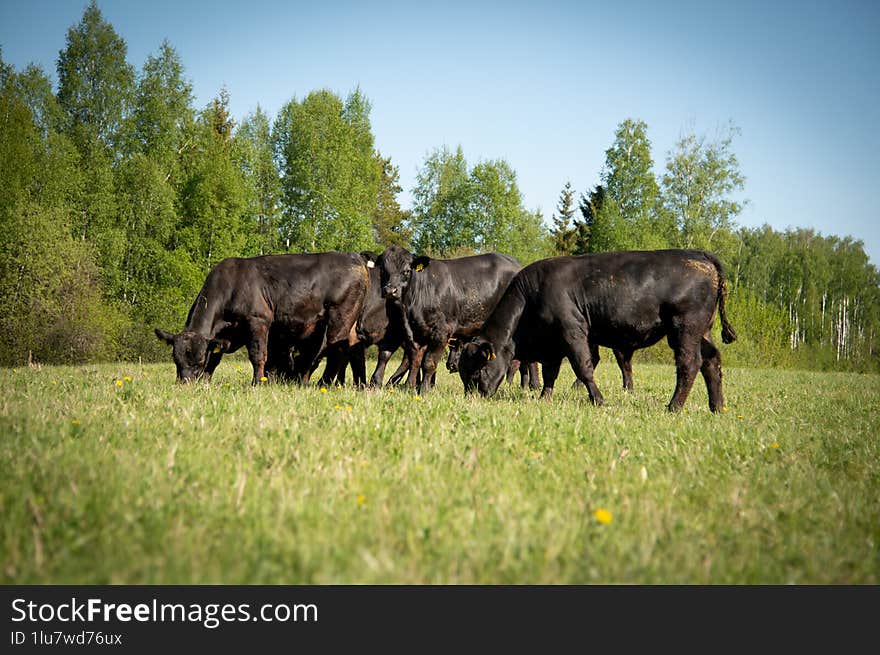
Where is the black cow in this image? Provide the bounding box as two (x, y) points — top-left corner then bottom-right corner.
(457, 249), (736, 412)
(155, 252), (369, 384)
(446, 338), (540, 390)
(376, 245), (523, 394)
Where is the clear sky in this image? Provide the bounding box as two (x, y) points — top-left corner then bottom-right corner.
(2, 0), (878, 265)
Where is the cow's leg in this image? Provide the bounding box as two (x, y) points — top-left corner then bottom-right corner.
(319, 343), (348, 386)
(246, 321), (270, 384)
(527, 361), (541, 390)
(506, 359), (518, 386)
(418, 341), (446, 395)
(667, 327), (703, 412)
(404, 343), (425, 389)
(293, 328), (327, 385)
(540, 358), (562, 400)
(203, 350), (224, 382)
(348, 342), (367, 388)
(564, 336), (605, 406)
(370, 346), (395, 386)
(386, 353), (411, 386)
(573, 344), (600, 390)
(614, 348), (634, 391)
(699, 333), (724, 413)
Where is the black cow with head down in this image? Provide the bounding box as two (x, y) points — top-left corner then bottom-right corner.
(376, 245), (522, 394)
(457, 249), (736, 412)
(155, 252), (369, 385)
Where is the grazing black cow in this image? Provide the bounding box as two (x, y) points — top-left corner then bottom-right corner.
(376, 245), (523, 394)
(446, 338), (540, 390)
(155, 252), (369, 384)
(457, 249), (736, 412)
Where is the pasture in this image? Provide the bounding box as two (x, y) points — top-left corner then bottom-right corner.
(1, 356), (878, 584)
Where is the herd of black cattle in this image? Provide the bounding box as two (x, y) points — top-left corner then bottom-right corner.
(155, 246), (737, 412)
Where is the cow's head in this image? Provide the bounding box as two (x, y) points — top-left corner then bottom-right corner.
(154, 328), (230, 382)
(458, 338), (507, 396)
(376, 245), (430, 300)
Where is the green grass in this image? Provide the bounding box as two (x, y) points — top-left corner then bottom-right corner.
(2, 356), (878, 584)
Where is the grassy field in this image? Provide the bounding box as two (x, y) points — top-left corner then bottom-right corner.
(1, 354), (878, 584)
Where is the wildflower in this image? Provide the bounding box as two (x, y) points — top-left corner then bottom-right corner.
(356, 494), (367, 507)
(345, 405), (352, 412)
(722, 406), (729, 413)
(123, 376), (132, 383)
(51, 379), (58, 385)
(737, 415), (745, 420)
(388, 388), (395, 394)
(593, 508), (613, 525)
(115, 380), (123, 388)
(71, 419), (81, 426)
(335, 404), (343, 410)
(319, 387), (328, 393)
(260, 376), (268, 383)
(414, 395), (422, 401)
(770, 442), (780, 450)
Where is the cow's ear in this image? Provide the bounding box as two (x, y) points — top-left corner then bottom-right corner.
(208, 338), (232, 355)
(412, 255), (431, 272)
(360, 251), (377, 269)
(478, 341), (496, 362)
(155, 328), (176, 345)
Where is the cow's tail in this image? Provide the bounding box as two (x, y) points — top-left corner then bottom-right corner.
(705, 252), (737, 344)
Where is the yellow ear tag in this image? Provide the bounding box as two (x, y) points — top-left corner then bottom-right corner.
(213, 346), (221, 354)
(415, 263), (424, 272)
(489, 353), (496, 360)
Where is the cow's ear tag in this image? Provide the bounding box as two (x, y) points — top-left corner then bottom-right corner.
(366, 260), (375, 269)
(212, 346), (221, 354)
(489, 352), (496, 360)
(415, 263), (424, 272)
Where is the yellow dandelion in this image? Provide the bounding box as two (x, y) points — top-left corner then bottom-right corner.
(722, 406), (729, 413)
(115, 379), (123, 387)
(345, 405), (352, 411)
(123, 376), (132, 383)
(388, 388), (395, 394)
(414, 395), (422, 401)
(260, 376), (268, 383)
(594, 508), (613, 525)
(51, 379), (58, 385)
(356, 494), (367, 507)
(737, 415), (745, 420)
(770, 442), (780, 450)
(319, 387), (328, 393)
(71, 419), (81, 426)
(335, 404), (343, 410)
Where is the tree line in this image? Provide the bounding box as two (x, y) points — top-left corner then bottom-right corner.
(1, 2), (877, 371)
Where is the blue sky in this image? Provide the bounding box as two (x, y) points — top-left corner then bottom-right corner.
(2, 0), (879, 265)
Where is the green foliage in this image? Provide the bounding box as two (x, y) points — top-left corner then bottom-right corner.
(371, 152), (411, 247)
(551, 181), (578, 255)
(0, 60), (119, 365)
(234, 105), (282, 255)
(273, 88), (379, 252)
(410, 146), (552, 262)
(56, 0), (134, 151)
(661, 123), (746, 249)
(410, 145), (474, 254)
(2, 362), (878, 583)
(592, 118), (665, 251)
